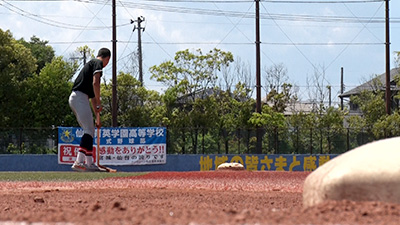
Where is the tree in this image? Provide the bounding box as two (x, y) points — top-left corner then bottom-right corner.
(372, 112), (400, 138)
(286, 111), (314, 154)
(263, 63), (288, 94)
(262, 64), (300, 153)
(347, 82), (385, 143)
(23, 56), (76, 127)
(266, 83), (297, 113)
(350, 90), (386, 133)
(219, 56), (252, 96)
(0, 29), (37, 127)
(18, 36), (55, 74)
(100, 72), (162, 127)
(318, 107), (346, 153)
(249, 105), (286, 153)
(150, 48), (234, 99)
(263, 63), (299, 113)
(69, 45), (95, 66)
(376, 61), (400, 138)
(306, 64), (330, 111)
(230, 83), (255, 153)
(150, 48), (234, 154)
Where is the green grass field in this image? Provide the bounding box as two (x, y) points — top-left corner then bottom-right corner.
(0, 172), (146, 181)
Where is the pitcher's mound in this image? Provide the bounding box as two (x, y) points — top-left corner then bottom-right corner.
(217, 162), (245, 171)
(303, 137), (400, 208)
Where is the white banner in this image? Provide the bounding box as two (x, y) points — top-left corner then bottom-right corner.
(58, 127), (167, 165)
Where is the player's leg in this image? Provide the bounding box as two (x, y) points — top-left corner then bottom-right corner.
(69, 91), (99, 171)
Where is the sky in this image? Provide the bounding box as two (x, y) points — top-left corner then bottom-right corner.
(1, 0), (399, 104)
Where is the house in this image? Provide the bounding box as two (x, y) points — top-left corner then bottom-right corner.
(339, 67), (400, 116)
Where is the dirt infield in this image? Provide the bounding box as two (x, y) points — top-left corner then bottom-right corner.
(1, 171), (400, 225)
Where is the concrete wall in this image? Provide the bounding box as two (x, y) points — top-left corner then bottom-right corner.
(0, 154), (338, 172)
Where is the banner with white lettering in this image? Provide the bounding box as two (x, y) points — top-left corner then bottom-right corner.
(58, 127), (167, 165)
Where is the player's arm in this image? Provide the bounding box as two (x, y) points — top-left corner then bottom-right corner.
(92, 72), (102, 113)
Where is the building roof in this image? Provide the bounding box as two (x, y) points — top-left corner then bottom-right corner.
(263, 98), (316, 116)
(284, 101), (316, 115)
(339, 68), (400, 98)
(175, 88), (249, 104)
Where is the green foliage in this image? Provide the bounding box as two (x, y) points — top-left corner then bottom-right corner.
(150, 48), (239, 153)
(23, 56), (76, 127)
(0, 29), (37, 127)
(100, 72), (163, 127)
(372, 112), (400, 138)
(317, 107), (346, 153)
(150, 48), (234, 95)
(18, 36), (55, 74)
(2, 29), (393, 155)
(249, 105), (285, 129)
(76, 45), (95, 59)
(7, 143), (21, 154)
(349, 88), (386, 142)
(248, 105), (287, 153)
(287, 112), (311, 153)
(266, 83), (295, 113)
(351, 90), (386, 130)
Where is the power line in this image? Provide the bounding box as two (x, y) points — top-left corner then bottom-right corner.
(5, 0), (384, 3)
(48, 40), (384, 45)
(260, 0), (383, 3)
(212, 2), (254, 48)
(3, 0), (400, 27)
(117, 0), (140, 60)
(342, 1), (383, 42)
(75, 0), (399, 24)
(60, 0), (109, 55)
(142, 31), (174, 59)
(325, 2), (384, 70)
(0, 1), (131, 30)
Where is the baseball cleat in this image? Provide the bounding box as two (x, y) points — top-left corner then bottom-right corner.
(71, 162), (86, 172)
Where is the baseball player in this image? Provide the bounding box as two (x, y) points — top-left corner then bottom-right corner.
(69, 48), (111, 172)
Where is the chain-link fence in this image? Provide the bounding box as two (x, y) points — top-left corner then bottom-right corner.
(0, 127), (376, 155)
(166, 127), (375, 155)
(0, 128), (58, 154)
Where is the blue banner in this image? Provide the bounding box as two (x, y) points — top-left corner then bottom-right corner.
(199, 154), (338, 171)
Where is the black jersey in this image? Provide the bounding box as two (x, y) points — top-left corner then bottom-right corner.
(72, 59), (103, 98)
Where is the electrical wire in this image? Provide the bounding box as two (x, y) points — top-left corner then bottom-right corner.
(76, 0), (398, 24)
(342, 2), (382, 42)
(48, 40), (383, 45)
(260, 0), (383, 3)
(212, 2), (254, 48)
(2, 0), (399, 29)
(61, 0), (110, 55)
(325, 1), (384, 70)
(0, 1), (131, 30)
(5, 0), (385, 3)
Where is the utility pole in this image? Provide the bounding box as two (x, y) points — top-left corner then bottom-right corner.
(131, 16), (145, 86)
(255, 0), (262, 154)
(111, 0), (118, 127)
(70, 49), (87, 65)
(81, 48), (87, 65)
(341, 67), (344, 110)
(327, 85), (331, 108)
(385, 0), (391, 115)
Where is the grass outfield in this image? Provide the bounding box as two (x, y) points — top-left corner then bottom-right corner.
(0, 172), (146, 181)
